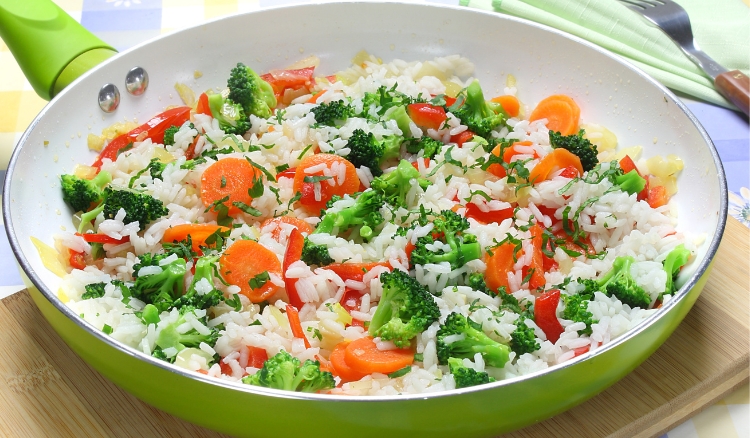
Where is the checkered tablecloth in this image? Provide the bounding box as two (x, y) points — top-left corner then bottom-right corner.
(0, 1), (748, 437)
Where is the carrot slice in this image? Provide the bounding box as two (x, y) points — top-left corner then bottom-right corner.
(491, 95), (520, 118)
(528, 95), (580, 136)
(200, 157), (261, 216)
(528, 148), (583, 184)
(485, 241), (517, 293)
(329, 341), (368, 382)
(323, 262), (391, 282)
(219, 240), (281, 303)
(162, 223), (230, 253)
(260, 216), (314, 241)
(343, 336), (415, 375)
(293, 153), (359, 214)
(523, 224), (546, 290)
(487, 140), (536, 178)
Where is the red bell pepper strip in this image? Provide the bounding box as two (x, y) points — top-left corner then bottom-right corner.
(196, 92), (212, 116)
(647, 184), (668, 208)
(534, 289), (564, 344)
(324, 262), (391, 282)
(247, 346), (269, 368)
(76, 232), (130, 245)
(68, 249), (86, 270)
(339, 288), (365, 328)
(261, 67), (315, 99)
(285, 304), (311, 349)
(463, 203), (514, 225)
(276, 167), (297, 180)
(92, 106), (191, 169)
(450, 130), (476, 147)
(407, 103), (447, 130)
(283, 228), (305, 309)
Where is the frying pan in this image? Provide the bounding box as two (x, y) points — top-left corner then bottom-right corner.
(1, 1), (727, 436)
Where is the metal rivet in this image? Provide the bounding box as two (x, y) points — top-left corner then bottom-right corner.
(125, 66), (149, 96)
(98, 83), (120, 113)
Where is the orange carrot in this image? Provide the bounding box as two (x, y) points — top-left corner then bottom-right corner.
(485, 241), (517, 293)
(528, 95), (580, 136)
(286, 304), (311, 349)
(491, 95), (520, 118)
(293, 153), (359, 214)
(162, 223), (230, 253)
(307, 90), (325, 103)
(343, 336), (415, 375)
(200, 157), (261, 216)
(523, 224), (546, 290)
(260, 216), (314, 241)
(329, 341), (368, 382)
(219, 240), (281, 303)
(528, 148), (583, 184)
(487, 140), (536, 178)
(323, 262), (391, 282)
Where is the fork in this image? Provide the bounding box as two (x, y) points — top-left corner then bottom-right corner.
(619, 0), (749, 116)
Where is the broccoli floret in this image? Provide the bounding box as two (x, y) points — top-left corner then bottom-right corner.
(315, 190), (385, 240)
(580, 256), (651, 309)
(172, 254), (227, 310)
(662, 244), (691, 295)
(370, 159), (430, 208)
(300, 237), (335, 267)
(344, 129), (404, 176)
(60, 170), (112, 213)
(227, 63), (277, 119)
(130, 256), (187, 312)
(561, 293), (596, 336)
(311, 100), (352, 126)
(368, 269), (440, 348)
(207, 93), (251, 136)
(405, 135), (443, 159)
(448, 80), (507, 138)
(614, 169), (647, 195)
(386, 105), (412, 136)
(467, 272), (497, 296)
(410, 210), (482, 270)
(549, 130), (599, 172)
(100, 186), (169, 231)
(436, 312), (511, 368)
(82, 282), (107, 300)
(154, 307), (221, 356)
(360, 84), (420, 118)
(510, 316), (540, 355)
(448, 357), (495, 389)
(242, 350), (335, 393)
(163, 125), (181, 146)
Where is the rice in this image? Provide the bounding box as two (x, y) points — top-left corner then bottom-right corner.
(51, 52), (696, 396)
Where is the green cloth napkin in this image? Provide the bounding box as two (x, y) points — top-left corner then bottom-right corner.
(460, 0), (750, 109)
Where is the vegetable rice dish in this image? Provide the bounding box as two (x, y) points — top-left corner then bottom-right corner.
(48, 52), (695, 395)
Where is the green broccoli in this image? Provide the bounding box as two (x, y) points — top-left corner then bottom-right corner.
(410, 210), (482, 270)
(405, 135), (443, 159)
(448, 357), (495, 389)
(311, 100), (352, 126)
(207, 93), (251, 136)
(662, 244), (691, 295)
(227, 63), (277, 119)
(154, 306), (221, 357)
(578, 255), (651, 309)
(561, 293), (596, 336)
(447, 80), (507, 139)
(60, 170), (112, 213)
(130, 255), (187, 312)
(162, 125), (181, 146)
(98, 186), (169, 231)
(436, 312), (511, 368)
(344, 129), (404, 176)
(300, 238), (335, 267)
(360, 84), (421, 118)
(368, 269), (441, 348)
(510, 316), (540, 355)
(370, 159), (430, 208)
(242, 350), (335, 393)
(467, 272), (497, 296)
(171, 254), (231, 311)
(549, 130), (599, 172)
(385, 105), (413, 136)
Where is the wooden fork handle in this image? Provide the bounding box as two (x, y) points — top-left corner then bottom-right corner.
(715, 70), (749, 117)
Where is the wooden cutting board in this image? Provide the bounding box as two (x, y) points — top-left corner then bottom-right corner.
(0, 218), (747, 438)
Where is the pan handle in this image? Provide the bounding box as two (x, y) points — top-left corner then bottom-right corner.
(0, 0), (117, 100)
